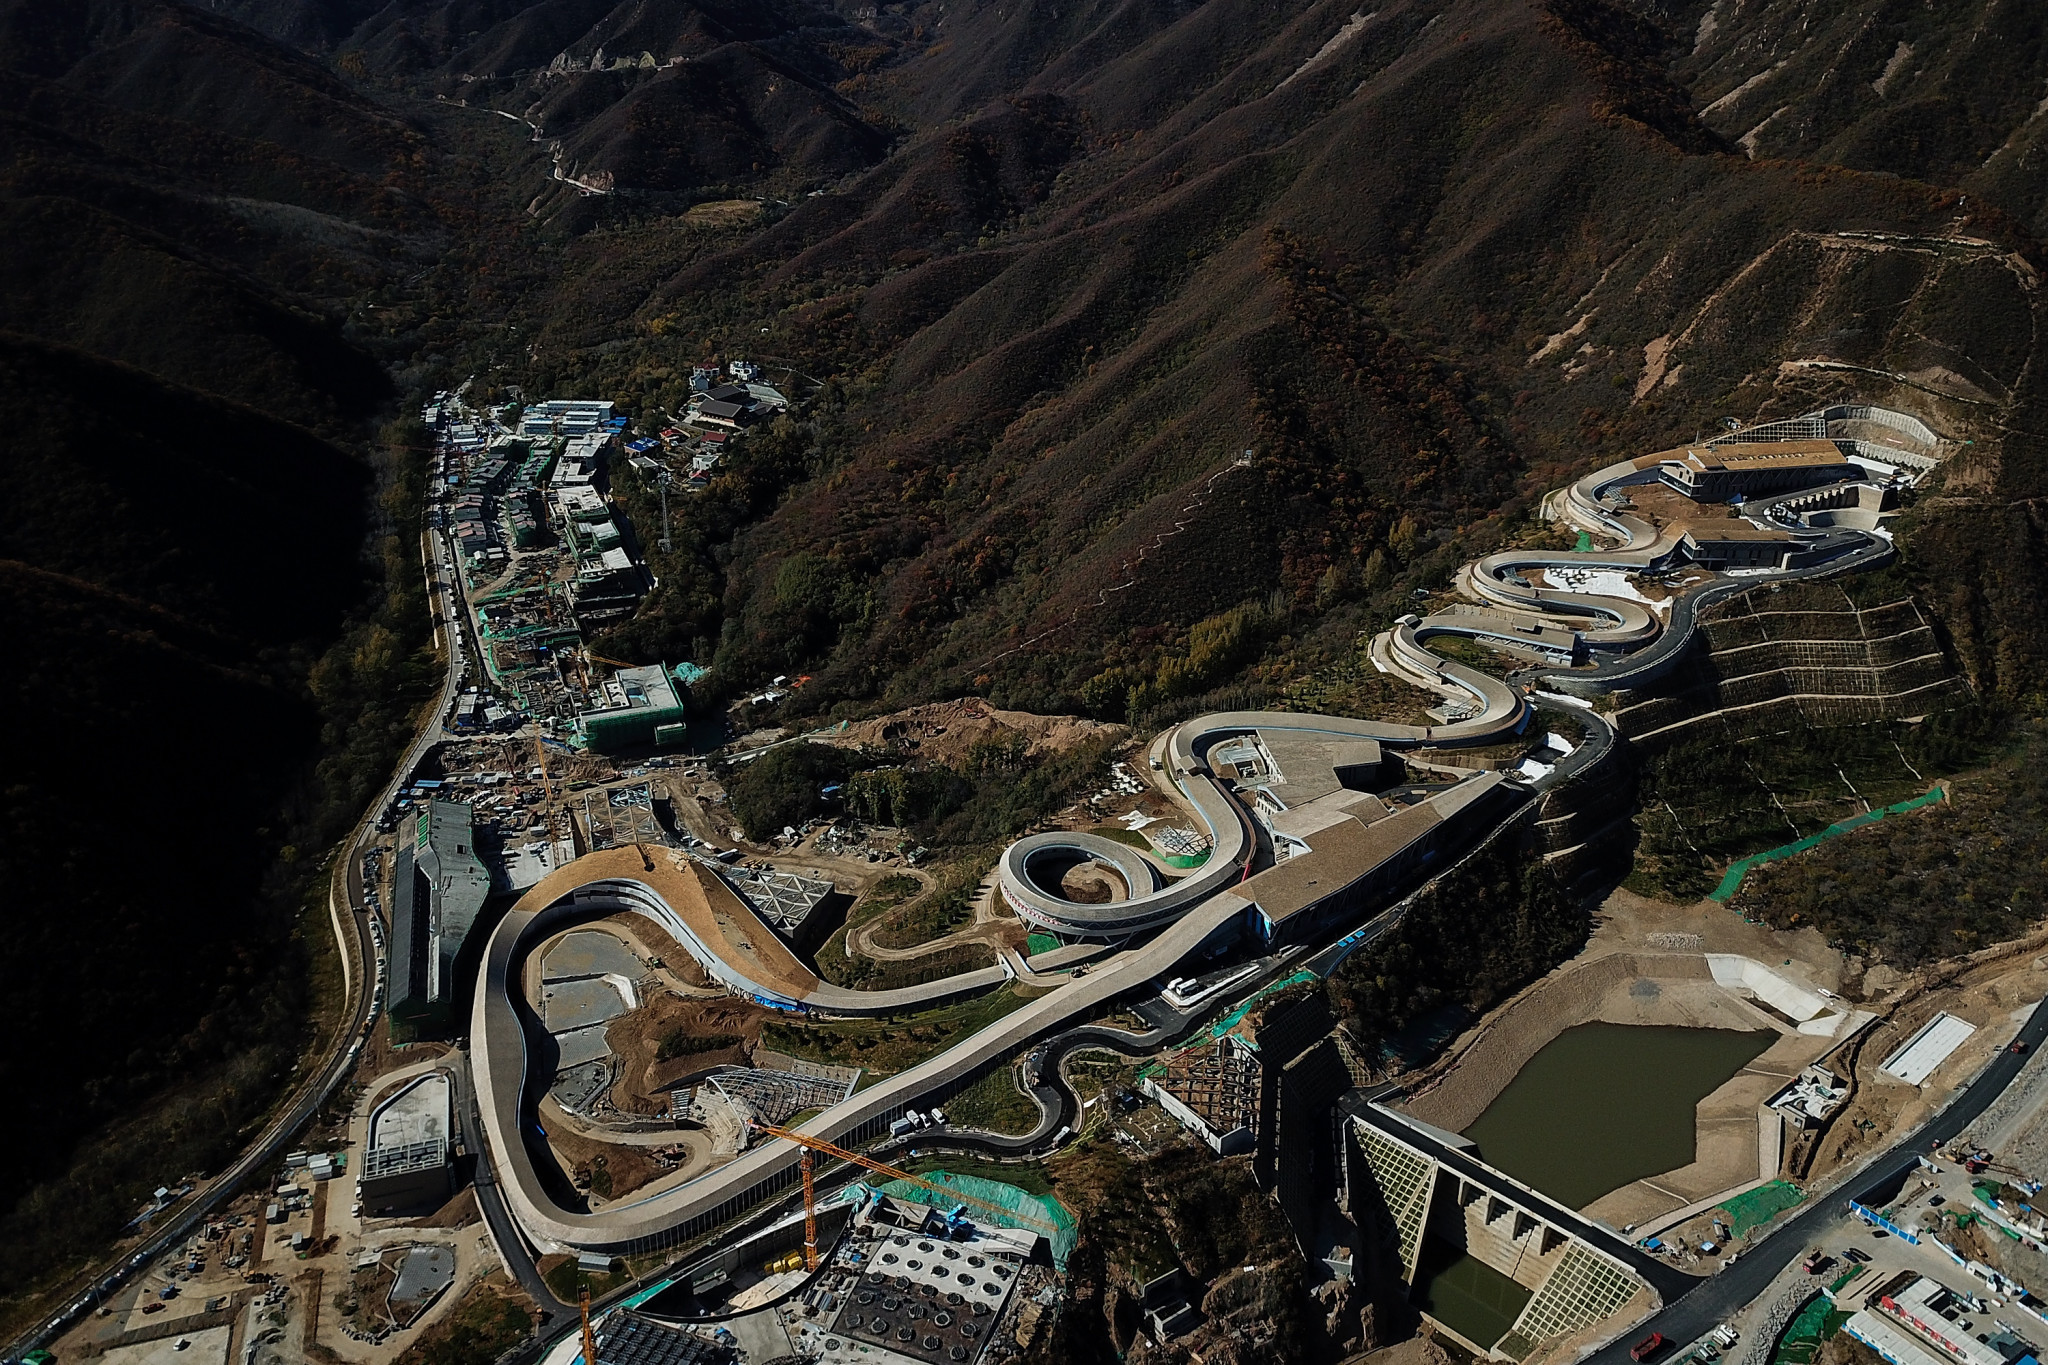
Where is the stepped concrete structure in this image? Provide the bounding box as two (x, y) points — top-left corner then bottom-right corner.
(1343, 1095), (1685, 1361)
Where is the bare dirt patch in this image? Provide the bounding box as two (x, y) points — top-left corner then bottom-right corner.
(535, 1115), (671, 1204)
(818, 699), (1124, 768)
(414, 1188), (480, 1231)
(679, 199), (766, 230)
(605, 993), (773, 1113)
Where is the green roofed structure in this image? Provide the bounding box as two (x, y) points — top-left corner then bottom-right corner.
(577, 662), (690, 752)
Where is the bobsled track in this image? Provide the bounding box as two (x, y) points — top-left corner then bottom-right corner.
(470, 405), (1933, 1255)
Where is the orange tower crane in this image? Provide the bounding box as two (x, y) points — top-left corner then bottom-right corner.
(530, 733), (566, 851)
(748, 1120), (1059, 1272)
(578, 1287), (599, 1365)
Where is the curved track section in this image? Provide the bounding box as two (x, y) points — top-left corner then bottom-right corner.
(468, 410), (1934, 1259)
(1380, 433), (1914, 696)
(997, 701), (1529, 938)
(473, 884), (1255, 1253)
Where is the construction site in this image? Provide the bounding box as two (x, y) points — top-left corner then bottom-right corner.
(422, 386), (734, 757)
(53, 399), (2048, 1365)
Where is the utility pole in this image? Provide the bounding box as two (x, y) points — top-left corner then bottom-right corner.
(657, 471), (673, 554)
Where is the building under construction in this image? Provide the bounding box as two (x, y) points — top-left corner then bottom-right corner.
(1143, 1032), (1261, 1154)
(390, 800), (493, 1021)
(577, 663), (690, 752)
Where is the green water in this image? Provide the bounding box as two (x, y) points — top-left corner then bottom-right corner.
(1464, 1022), (1774, 1209)
(1414, 1236), (1533, 1350)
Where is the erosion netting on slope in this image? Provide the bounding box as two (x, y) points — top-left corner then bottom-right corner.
(1710, 786), (1946, 901)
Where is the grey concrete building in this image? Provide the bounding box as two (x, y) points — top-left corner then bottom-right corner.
(359, 1072), (453, 1213)
(390, 800), (492, 1021)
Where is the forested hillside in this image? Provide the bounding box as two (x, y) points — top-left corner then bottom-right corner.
(0, 0), (454, 1321)
(372, 0), (2048, 724)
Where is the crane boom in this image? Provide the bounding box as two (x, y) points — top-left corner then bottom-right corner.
(750, 1120), (1059, 1237)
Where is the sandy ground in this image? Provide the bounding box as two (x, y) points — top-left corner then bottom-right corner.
(505, 846), (826, 999)
(604, 992), (769, 1110)
(815, 698), (1123, 767)
(534, 1102), (716, 1206)
(844, 862), (1026, 966)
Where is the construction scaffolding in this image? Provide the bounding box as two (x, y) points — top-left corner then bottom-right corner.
(1141, 1032), (1261, 1154)
(698, 1062), (860, 1127)
(584, 783), (665, 850)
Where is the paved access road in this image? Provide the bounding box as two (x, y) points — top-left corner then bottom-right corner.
(1582, 997), (2048, 1365)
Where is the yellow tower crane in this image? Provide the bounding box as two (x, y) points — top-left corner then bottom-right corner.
(747, 1120), (1059, 1272)
(578, 1287), (599, 1365)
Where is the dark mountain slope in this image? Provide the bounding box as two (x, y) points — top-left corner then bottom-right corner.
(536, 39), (888, 192)
(563, 0), (2035, 716)
(0, 330), (375, 1293)
(1676, 0), (2048, 233)
(281, 0), (903, 199)
(0, 0), (451, 425)
(0, 190), (394, 422)
(0, 0), (468, 1324)
(0, 0), (2043, 1333)
(1, 0), (422, 169)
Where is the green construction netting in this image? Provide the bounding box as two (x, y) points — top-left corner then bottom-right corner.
(1208, 970), (1318, 1046)
(1710, 787), (1946, 902)
(1718, 1179), (1804, 1236)
(1772, 1295), (1850, 1365)
(1574, 531), (1595, 553)
(865, 1172), (1077, 1270)
(1024, 934), (1062, 957)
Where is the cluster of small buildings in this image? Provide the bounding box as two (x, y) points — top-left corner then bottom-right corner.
(1134, 988), (1357, 1252)
(420, 375), (801, 755)
(1627, 435), (1907, 572)
(423, 390), (674, 746)
(1845, 1272), (2045, 1365)
(649, 361), (789, 490)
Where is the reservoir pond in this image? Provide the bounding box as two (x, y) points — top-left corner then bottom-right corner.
(1460, 1022), (1774, 1209)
